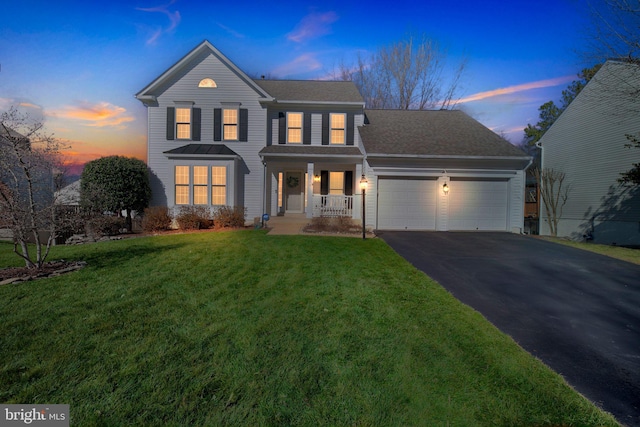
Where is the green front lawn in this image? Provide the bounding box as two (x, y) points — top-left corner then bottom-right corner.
(0, 232), (618, 426)
(539, 236), (640, 265)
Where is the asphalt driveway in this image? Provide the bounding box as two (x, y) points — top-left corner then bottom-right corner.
(379, 231), (640, 426)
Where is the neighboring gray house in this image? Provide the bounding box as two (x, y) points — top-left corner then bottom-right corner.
(136, 40), (530, 232)
(538, 60), (640, 245)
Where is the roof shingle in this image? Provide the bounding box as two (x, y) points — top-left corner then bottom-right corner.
(254, 80), (364, 104)
(359, 110), (528, 157)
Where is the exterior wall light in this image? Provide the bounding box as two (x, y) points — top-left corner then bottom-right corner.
(443, 182), (449, 194)
(313, 174), (321, 183)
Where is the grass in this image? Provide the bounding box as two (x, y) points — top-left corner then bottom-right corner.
(0, 231), (619, 426)
(538, 236), (640, 265)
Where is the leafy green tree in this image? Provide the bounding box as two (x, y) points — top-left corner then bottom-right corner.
(81, 156), (151, 232)
(523, 65), (602, 147)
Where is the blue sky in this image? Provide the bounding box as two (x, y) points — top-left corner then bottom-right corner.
(0, 0), (594, 170)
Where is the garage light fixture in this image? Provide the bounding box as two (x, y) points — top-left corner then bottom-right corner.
(443, 183), (449, 194)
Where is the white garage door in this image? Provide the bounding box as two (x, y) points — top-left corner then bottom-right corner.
(448, 179), (508, 231)
(378, 178), (437, 230)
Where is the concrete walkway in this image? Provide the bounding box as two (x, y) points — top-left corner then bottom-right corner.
(265, 214), (310, 235)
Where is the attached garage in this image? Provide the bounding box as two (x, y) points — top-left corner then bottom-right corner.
(448, 179), (509, 231)
(377, 177), (437, 230)
(358, 109), (532, 234)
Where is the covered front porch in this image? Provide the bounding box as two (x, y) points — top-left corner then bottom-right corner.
(259, 146), (365, 220)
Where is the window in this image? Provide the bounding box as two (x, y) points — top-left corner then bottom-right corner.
(223, 109), (238, 140)
(193, 166), (208, 205)
(176, 108), (191, 139)
(198, 78), (217, 88)
(330, 113), (345, 144)
(175, 166), (190, 204)
(329, 171), (344, 195)
(287, 112), (302, 143)
(211, 166), (226, 205)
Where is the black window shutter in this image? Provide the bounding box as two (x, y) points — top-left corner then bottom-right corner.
(213, 108), (222, 141)
(166, 107), (175, 140)
(321, 113), (329, 145)
(278, 112), (286, 144)
(303, 112), (311, 145)
(346, 113), (354, 146)
(344, 171), (353, 195)
(320, 170), (329, 195)
(239, 108), (248, 142)
(192, 108), (201, 141)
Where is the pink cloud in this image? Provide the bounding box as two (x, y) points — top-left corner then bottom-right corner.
(457, 75), (576, 104)
(48, 102), (135, 128)
(287, 11), (339, 43)
(272, 53), (322, 77)
(136, 1), (181, 45)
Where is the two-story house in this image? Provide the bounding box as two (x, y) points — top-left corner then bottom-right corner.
(136, 40), (531, 232)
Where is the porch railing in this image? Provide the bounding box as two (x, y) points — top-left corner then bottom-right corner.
(312, 195), (353, 217)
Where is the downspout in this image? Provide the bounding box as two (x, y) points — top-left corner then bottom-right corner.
(535, 141), (543, 225)
(261, 156), (267, 228)
(522, 157), (534, 235)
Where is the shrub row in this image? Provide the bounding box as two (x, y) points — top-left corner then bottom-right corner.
(142, 205), (247, 232)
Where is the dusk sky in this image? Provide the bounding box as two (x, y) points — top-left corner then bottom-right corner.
(1, 0), (595, 172)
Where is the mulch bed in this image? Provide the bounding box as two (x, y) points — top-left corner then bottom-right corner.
(0, 260), (87, 286)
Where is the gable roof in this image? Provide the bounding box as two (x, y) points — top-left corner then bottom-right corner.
(254, 80), (364, 104)
(359, 110), (528, 158)
(135, 40), (271, 103)
(538, 59), (640, 148)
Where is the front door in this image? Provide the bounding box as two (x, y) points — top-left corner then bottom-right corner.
(285, 171), (304, 213)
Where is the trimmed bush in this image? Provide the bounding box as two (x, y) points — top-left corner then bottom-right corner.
(86, 215), (127, 237)
(175, 206), (212, 230)
(213, 206), (247, 229)
(141, 206), (172, 232)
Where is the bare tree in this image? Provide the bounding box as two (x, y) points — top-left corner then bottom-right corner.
(338, 33), (467, 110)
(585, 0), (639, 62)
(0, 107), (66, 268)
(534, 167), (570, 237)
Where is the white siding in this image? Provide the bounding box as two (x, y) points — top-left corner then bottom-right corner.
(540, 61), (640, 245)
(146, 50), (267, 223)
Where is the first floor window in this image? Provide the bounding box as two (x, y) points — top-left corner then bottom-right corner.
(329, 171), (344, 195)
(175, 166), (190, 204)
(175, 165), (227, 205)
(193, 166), (208, 204)
(176, 108), (191, 139)
(211, 166), (227, 205)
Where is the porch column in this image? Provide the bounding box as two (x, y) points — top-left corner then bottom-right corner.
(306, 162), (314, 218)
(354, 163), (363, 220)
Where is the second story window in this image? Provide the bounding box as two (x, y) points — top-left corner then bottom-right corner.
(330, 113), (346, 144)
(176, 108), (191, 139)
(287, 112), (302, 143)
(224, 109), (238, 140)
